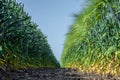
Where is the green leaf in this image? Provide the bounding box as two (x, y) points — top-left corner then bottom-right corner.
(0, 46), (2, 52)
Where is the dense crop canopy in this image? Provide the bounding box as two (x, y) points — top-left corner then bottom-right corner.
(61, 0), (120, 75)
(0, 0), (60, 69)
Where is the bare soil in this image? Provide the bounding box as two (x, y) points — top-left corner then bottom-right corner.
(0, 68), (119, 80)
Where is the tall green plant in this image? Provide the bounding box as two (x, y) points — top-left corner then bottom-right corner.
(61, 0), (120, 75)
(0, 0), (60, 69)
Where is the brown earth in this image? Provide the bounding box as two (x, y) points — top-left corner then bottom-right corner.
(0, 68), (120, 80)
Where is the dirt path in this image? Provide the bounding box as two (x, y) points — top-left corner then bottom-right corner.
(0, 68), (119, 80)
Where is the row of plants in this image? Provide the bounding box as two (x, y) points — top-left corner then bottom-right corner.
(0, 0), (60, 69)
(61, 0), (120, 75)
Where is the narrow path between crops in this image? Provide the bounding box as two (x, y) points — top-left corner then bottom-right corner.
(0, 68), (119, 80)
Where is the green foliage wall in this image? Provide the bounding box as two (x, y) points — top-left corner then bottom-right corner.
(0, 0), (60, 69)
(61, 0), (120, 75)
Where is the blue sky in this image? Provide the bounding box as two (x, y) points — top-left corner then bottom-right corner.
(16, 0), (87, 61)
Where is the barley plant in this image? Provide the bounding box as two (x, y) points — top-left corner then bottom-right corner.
(61, 0), (120, 75)
(0, 0), (60, 69)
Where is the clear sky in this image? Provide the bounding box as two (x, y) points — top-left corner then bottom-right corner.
(16, 0), (87, 61)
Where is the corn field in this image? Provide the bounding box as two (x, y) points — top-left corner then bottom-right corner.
(0, 0), (60, 69)
(61, 0), (120, 75)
